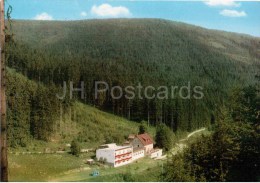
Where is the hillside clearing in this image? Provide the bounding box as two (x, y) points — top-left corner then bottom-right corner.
(9, 128), (208, 181)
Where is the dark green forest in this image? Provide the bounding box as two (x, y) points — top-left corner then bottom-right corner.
(6, 19), (260, 146)
(164, 86), (260, 181)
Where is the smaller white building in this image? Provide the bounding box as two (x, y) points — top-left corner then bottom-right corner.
(150, 149), (163, 159)
(96, 143), (133, 167)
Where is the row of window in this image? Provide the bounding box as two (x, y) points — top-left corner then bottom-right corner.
(133, 151), (144, 156)
(115, 153), (132, 160)
(115, 149), (132, 156)
(115, 157), (132, 164)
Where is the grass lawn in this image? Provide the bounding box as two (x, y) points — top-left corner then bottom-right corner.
(9, 153), (164, 182)
(9, 153), (87, 182)
(51, 157), (164, 182)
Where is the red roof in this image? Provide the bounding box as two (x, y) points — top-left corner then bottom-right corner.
(136, 133), (154, 146)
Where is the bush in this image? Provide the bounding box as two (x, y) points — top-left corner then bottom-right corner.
(122, 173), (136, 182)
(70, 139), (81, 157)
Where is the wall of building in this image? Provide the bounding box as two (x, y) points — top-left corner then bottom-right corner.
(144, 144), (153, 153)
(132, 138), (144, 149)
(114, 147), (133, 167)
(132, 149), (145, 161)
(114, 157), (132, 167)
(96, 149), (115, 164)
(150, 149), (162, 159)
(115, 147), (132, 155)
(97, 146), (133, 167)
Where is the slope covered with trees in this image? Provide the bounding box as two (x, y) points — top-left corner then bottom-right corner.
(164, 85), (260, 181)
(7, 68), (156, 148)
(6, 19), (260, 145)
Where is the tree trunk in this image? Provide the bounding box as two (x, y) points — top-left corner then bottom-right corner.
(0, 0), (8, 181)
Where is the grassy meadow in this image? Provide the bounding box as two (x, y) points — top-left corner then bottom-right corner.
(9, 153), (163, 182)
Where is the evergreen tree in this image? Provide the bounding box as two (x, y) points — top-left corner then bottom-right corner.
(70, 139), (81, 157)
(138, 120), (148, 134)
(155, 123), (173, 151)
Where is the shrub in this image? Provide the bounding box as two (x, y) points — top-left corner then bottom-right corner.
(70, 139), (81, 157)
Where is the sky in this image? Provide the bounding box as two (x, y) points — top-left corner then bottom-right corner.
(7, 0), (260, 37)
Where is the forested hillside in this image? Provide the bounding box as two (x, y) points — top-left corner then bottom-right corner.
(164, 85), (260, 181)
(7, 68), (151, 148)
(6, 19), (260, 145)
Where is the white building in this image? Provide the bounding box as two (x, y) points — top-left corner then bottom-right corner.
(150, 148), (163, 159)
(96, 143), (133, 167)
(96, 133), (163, 167)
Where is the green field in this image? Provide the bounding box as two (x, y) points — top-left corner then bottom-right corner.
(9, 153), (164, 182)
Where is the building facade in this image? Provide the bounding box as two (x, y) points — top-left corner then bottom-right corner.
(150, 149), (163, 159)
(96, 143), (133, 167)
(96, 133), (162, 167)
(132, 133), (154, 153)
(132, 148), (145, 161)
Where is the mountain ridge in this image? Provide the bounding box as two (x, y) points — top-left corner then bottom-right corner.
(11, 18), (260, 38)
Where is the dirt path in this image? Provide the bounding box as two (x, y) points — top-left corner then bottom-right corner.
(187, 128), (206, 139)
(170, 128), (206, 156)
